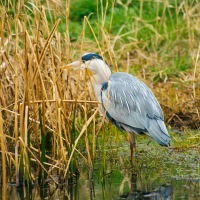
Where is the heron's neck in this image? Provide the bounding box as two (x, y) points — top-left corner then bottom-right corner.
(92, 72), (110, 85)
(91, 68), (111, 102)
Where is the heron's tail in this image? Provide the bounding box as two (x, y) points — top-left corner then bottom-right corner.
(146, 119), (170, 147)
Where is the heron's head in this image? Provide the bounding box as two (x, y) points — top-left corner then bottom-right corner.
(66, 52), (111, 83)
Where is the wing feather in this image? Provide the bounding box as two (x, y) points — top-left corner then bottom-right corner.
(101, 72), (170, 146)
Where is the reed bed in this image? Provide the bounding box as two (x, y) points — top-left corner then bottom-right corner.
(0, 0), (200, 188)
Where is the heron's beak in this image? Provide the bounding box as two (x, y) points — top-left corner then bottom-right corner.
(64, 60), (83, 70)
(62, 60), (94, 75)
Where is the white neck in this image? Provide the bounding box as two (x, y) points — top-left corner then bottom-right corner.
(90, 61), (111, 102)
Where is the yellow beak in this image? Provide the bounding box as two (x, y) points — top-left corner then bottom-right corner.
(63, 60), (82, 70)
(61, 60), (94, 76)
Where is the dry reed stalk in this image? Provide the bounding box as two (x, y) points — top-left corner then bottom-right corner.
(101, 29), (117, 70)
(0, 109), (7, 200)
(109, 1), (115, 32)
(27, 19), (61, 87)
(140, 0), (144, 19)
(45, 147), (87, 174)
(14, 74), (18, 141)
(24, 106), (29, 146)
(30, 144), (68, 172)
(25, 17), (62, 162)
(83, 67), (93, 169)
(192, 43), (200, 98)
(64, 105), (100, 178)
(84, 17), (103, 57)
(19, 103), (24, 147)
(85, 117), (93, 168)
(18, 137), (59, 185)
(126, 52), (130, 73)
(65, 0), (71, 58)
(18, 102), (26, 182)
(58, 106), (68, 165)
(92, 118), (96, 159)
(15, 140), (20, 187)
(23, 105), (32, 185)
(29, 99), (101, 104)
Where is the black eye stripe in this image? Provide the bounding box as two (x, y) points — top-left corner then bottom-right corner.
(82, 53), (103, 62)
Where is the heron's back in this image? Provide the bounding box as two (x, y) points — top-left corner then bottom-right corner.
(101, 72), (170, 146)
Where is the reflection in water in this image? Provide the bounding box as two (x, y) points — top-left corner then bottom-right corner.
(118, 184), (172, 200)
(117, 170), (172, 200)
(3, 169), (200, 200)
(1, 141), (200, 199)
(141, 185), (172, 200)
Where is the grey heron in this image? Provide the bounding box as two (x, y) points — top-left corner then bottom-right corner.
(67, 52), (170, 156)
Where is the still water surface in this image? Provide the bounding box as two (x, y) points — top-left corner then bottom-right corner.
(1, 139), (200, 199)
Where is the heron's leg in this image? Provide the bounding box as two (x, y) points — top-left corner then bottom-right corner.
(128, 133), (136, 166)
(127, 134), (137, 194)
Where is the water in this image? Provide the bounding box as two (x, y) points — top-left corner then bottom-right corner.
(1, 139), (200, 199)
(2, 176), (200, 200)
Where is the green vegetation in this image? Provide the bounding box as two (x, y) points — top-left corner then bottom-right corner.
(0, 0), (199, 198)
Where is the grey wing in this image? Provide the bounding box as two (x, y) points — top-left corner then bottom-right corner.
(101, 72), (170, 146)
